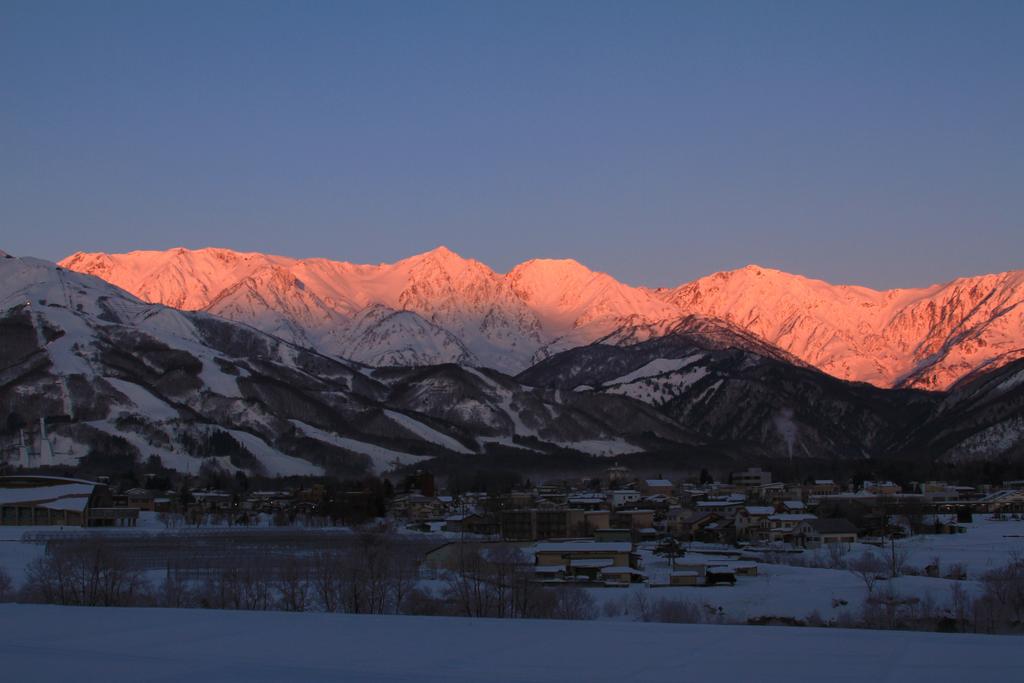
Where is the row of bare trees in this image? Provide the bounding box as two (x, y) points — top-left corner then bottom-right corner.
(13, 529), (600, 621)
(21, 538), (149, 607)
(14, 531), (1024, 634)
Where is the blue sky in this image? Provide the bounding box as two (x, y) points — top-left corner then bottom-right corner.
(2, 0), (1021, 288)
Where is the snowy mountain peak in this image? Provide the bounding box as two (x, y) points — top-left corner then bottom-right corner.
(397, 245), (485, 274)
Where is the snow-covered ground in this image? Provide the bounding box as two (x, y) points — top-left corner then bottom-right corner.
(894, 517), (1024, 575)
(590, 553), (972, 624)
(1, 604), (1021, 682)
(604, 517), (1024, 623)
(2, 516), (1023, 627)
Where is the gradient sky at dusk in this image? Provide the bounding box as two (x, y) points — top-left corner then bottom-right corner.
(2, 0), (1022, 288)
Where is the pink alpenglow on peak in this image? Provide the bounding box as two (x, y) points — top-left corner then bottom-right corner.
(60, 247), (1024, 389)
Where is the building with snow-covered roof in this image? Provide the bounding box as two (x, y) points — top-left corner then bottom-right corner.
(0, 475), (137, 527)
(609, 490), (641, 509)
(694, 499), (743, 516)
(533, 540), (641, 584)
(975, 489), (1024, 513)
(566, 494), (607, 510)
(671, 555), (754, 585)
(766, 513), (818, 543)
(794, 518), (858, 548)
(735, 506), (774, 542)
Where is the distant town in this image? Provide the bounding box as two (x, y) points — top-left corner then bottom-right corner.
(5, 448), (1024, 631)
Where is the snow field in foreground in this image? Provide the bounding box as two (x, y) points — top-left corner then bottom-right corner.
(1, 604), (1021, 683)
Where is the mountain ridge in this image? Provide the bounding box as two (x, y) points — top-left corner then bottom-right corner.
(6, 251), (1024, 475)
(60, 246), (1024, 390)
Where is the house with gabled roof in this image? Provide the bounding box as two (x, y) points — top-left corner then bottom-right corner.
(794, 518), (858, 548)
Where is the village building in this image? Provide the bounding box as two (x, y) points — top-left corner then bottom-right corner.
(694, 498), (744, 517)
(0, 475), (138, 527)
(113, 487), (172, 513)
(803, 480), (841, 498)
(593, 528), (632, 542)
(731, 467), (772, 488)
(766, 513), (818, 543)
(780, 500), (807, 513)
(641, 479), (674, 496)
(862, 480), (901, 496)
(752, 482), (787, 503)
(794, 518), (858, 548)
(583, 509), (610, 530)
(389, 493), (442, 521)
(672, 555), (756, 586)
(443, 512), (499, 535)
(605, 465), (631, 486)
(533, 540), (642, 585)
(500, 508), (594, 541)
(666, 510), (720, 541)
(735, 505), (774, 542)
(566, 493), (607, 511)
(609, 490), (642, 509)
(975, 489), (1024, 514)
(612, 508), (655, 531)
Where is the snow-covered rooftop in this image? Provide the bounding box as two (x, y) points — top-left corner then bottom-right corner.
(534, 542), (632, 554)
(0, 483), (95, 510)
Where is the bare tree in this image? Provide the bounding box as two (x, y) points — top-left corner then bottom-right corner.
(548, 586), (597, 621)
(824, 542), (850, 569)
(311, 550), (343, 612)
(642, 597), (705, 624)
(848, 551), (887, 595)
(0, 567), (12, 602)
(887, 538), (910, 578)
(445, 544), (500, 617)
(157, 563), (194, 608)
(22, 538), (150, 607)
(274, 558), (311, 612)
(979, 554), (1024, 627)
(948, 582), (970, 632)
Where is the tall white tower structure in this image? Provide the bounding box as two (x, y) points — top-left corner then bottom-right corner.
(18, 429), (32, 468)
(39, 417), (55, 466)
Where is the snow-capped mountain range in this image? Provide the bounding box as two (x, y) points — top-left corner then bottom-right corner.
(61, 246), (1024, 390)
(0, 252), (702, 476)
(5, 250), (1024, 475)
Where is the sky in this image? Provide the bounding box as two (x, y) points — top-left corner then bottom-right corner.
(2, 1), (1022, 289)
